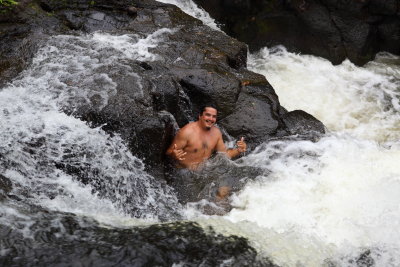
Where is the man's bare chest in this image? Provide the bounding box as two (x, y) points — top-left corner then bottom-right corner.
(185, 133), (218, 154)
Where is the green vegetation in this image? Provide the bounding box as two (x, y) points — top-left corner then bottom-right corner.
(0, 0), (18, 7)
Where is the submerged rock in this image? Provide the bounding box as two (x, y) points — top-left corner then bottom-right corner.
(282, 110), (326, 138)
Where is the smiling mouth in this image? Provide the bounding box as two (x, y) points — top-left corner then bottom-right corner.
(204, 120), (214, 128)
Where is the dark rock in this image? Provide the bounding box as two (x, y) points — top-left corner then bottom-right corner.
(282, 110), (326, 137)
(127, 6), (138, 17)
(193, 0), (400, 65)
(378, 17), (400, 55)
(0, 211), (277, 266)
(219, 87), (282, 144)
(326, 248), (377, 267)
(369, 0), (398, 16)
(0, 1), (326, 261)
(0, 174), (12, 201)
(0, 1), (62, 87)
(0, 0), (325, 187)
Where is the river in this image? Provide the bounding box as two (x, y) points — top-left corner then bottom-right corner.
(159, 1), (400, 266)
(1, 0), (400, 266)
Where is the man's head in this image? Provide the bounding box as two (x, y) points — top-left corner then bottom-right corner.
(198, 105), (217, 130)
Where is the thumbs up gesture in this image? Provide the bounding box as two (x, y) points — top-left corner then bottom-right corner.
(237, 137), (247, 153)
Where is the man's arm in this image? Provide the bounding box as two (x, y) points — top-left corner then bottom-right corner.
(166, 129), (188, 161)
(215, 134), (247, 159)
(226, 137), (246, 158)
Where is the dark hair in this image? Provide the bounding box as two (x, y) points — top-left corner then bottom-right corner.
(199, 104), (217, 116)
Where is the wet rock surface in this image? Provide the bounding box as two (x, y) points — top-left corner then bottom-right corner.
(0, 209), (277, 266)
(0, 0), (323, 181)
(193, 0), (400, 66)
(0, 0), (324, 265)
(0, 174), (12, 201)
(282, 110), (326, 137)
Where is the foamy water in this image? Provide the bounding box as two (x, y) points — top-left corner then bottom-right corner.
(1, 1), (399, 265)
(164, 1), (400, 265)
(0, 29), (180, 230)
(248, 47), (400, 142)
(211, 50), (400, 266)
(156, 0), (220, 31)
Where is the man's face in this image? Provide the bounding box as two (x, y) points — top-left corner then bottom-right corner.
(199, 107), (217, 130)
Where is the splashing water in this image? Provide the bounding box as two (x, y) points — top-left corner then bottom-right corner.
(209, 49), (400, 266)
(248, 47), (400, 142)
(0, 29), (181, 230)
(151, 1), (400, 265)
(156, 0), (221, 31)
(1, 0), (400, 264)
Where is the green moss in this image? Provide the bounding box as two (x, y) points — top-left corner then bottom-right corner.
(0, 0), (18, 13)
(0, 0), (18, 7)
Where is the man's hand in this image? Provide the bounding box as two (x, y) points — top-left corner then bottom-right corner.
(172, 144), (187, 161)
(237, 137), (247, 153)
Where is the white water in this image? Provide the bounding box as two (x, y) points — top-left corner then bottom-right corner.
(0, 0), (399, 265)
(220, 50), (400, 266)
(248, 47), (400, 142)
(0, 29), (180, 231)
(164, 0), (400, 265)
(156, 0), (220, 31)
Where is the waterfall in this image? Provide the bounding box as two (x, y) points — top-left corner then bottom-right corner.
(1, 0), (399, 265)
(0, 29), (181, 229)
(161, 0), (400, 265)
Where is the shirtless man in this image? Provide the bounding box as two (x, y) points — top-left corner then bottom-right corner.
(166, 105), (247, 200)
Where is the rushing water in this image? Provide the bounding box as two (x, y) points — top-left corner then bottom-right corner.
(1, 0), (400, 266)
(156, 0), (220, 31)
(0, 29), (181, 228)
(159, 1), (400, 266)
(217, 49), (400, 266)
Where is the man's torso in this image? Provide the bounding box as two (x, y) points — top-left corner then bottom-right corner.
(178, 123), (221, 169)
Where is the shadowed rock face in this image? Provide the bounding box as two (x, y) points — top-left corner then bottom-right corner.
(0, 209), (276, 266)
(0, 0), (324, 181)
(193, 0), (400, 66)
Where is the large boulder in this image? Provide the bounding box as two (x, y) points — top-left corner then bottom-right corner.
(0, 210), (276, 266)
(282, 110), (326, 140)
(193, 0), (400, 66)
(0, 0), (325, 182)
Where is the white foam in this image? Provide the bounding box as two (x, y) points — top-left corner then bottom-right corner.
(157, 0), (220, 31)
(0, 29), (180, 228)
(215, 134), (400, 265)
(248, 47), (400, 142)
(183, 49), (400, 265)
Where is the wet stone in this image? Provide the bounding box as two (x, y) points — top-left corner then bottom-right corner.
(89, 12), (105, 21)
(0, 212), (277, 267)
(0, 174), (12, 201)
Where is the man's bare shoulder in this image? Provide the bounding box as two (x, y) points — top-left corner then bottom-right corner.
(177, 122), (196, 136)
(211, 125), (223, 136)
